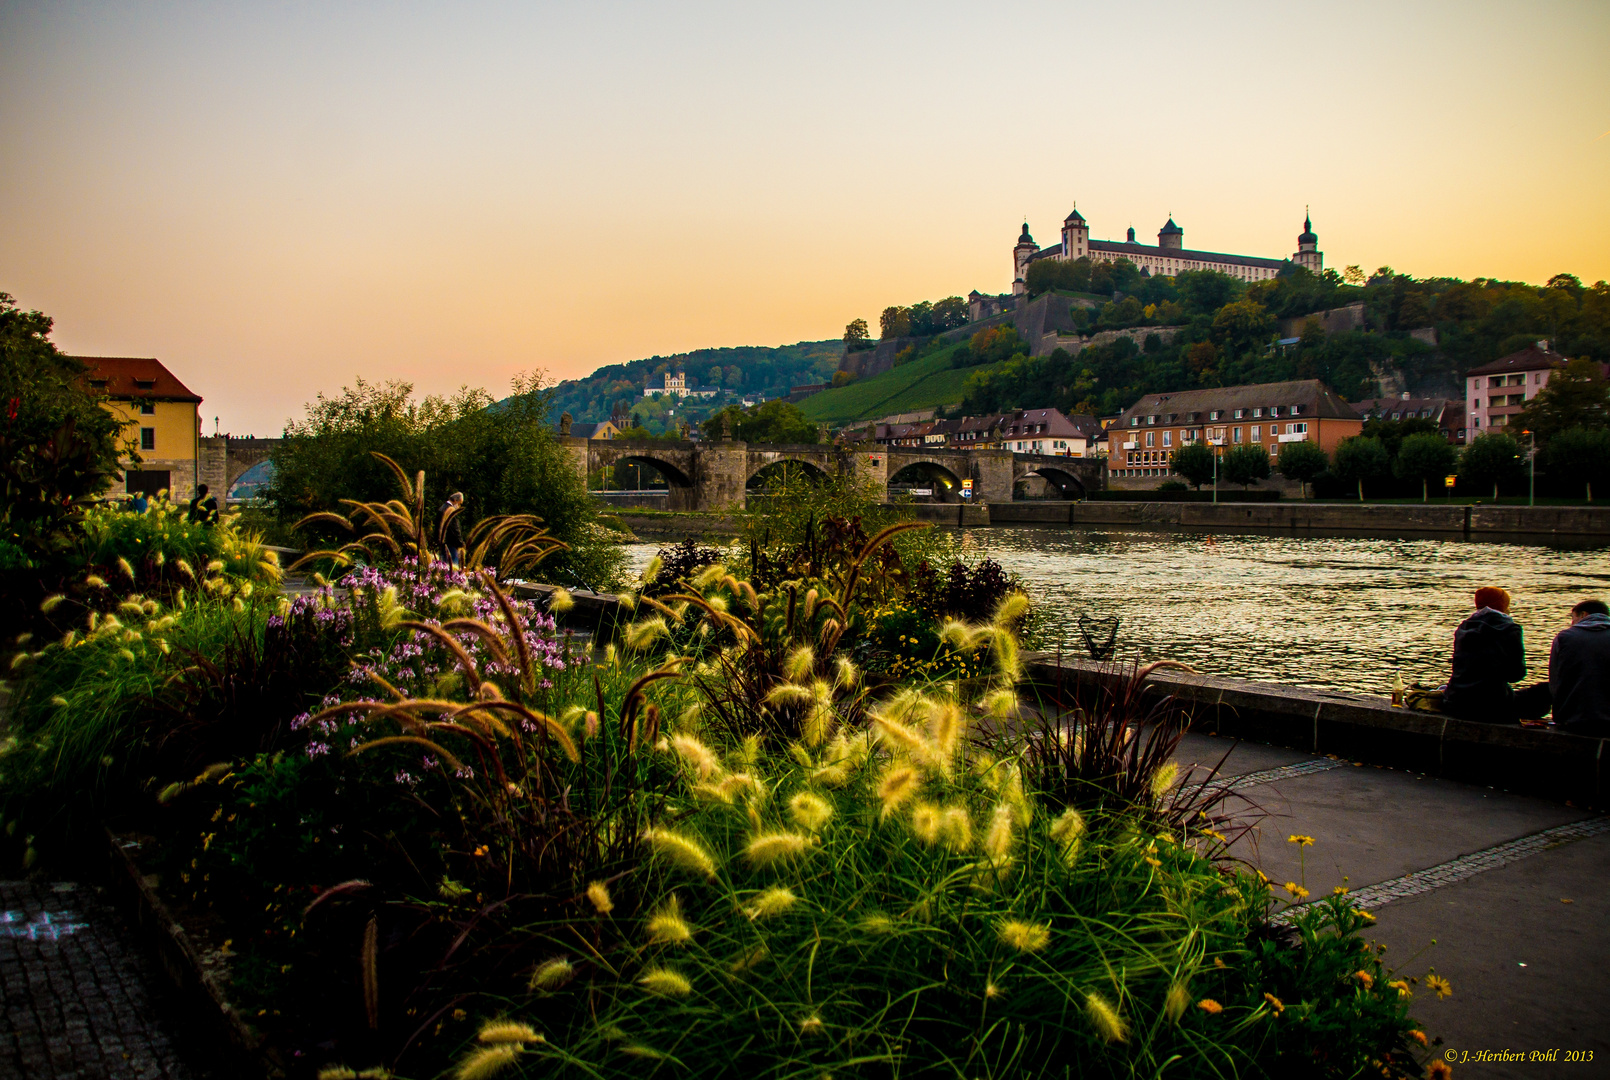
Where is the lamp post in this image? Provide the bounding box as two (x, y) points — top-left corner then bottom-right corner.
(1522, 429), (1534, 507)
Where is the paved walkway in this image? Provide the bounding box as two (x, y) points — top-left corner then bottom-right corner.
(1176, 733), (1610, 1080)
(0, 881), (205, 1080)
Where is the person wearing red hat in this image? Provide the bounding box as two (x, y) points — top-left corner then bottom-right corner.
(1442, 586), (1551, 723)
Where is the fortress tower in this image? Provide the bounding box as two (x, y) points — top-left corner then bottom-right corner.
(1060, 206), (1088, 261)
(1158, 217), (1183, 250)
(1012, 223), (1038, 295)
(1293, 212), (1323, 273)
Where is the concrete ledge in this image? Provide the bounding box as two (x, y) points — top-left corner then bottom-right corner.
(985, 501), (1610, 538)
(104, 829), (276, 1077)
(1022, 653), (1607, 806)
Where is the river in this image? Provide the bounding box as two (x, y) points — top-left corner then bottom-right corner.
(619, 527), (1610, 696)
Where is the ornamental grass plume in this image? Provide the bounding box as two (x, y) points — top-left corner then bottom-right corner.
(528, 958), (574, 992)
(834, 656), (858, 690)
(455, 1044), (521, 1080)
(624, 616), (669, 651)
(940, 805), (973, 851)
(908, 801), (941, 845)
(877, 765), (921, 820)
(1163, 980), (1190, 1023)
(788, 791), (834, 832)
(991, 591), (1029, 628)
(547, 587), (575, 614)
(983, 688), (1019, 719)
(984, 802), (1015, 861)
(1050, 807), (1086, 863)
(744, 887), (797, 920)
(744, 831), (813, 868)
(646, 895), (693, 945)
(642, 828), (717, 877)
(478, 1021), (543, 1044)
(586, 881), (614, 914)
(671, 734), (724, 780)
(638, 967), (693, 997)
(782, 644), (814, 682)
(997, 919), (1051, 953)
(1084, 991), (1128, 1044)
(1151, 761), (1178, 799)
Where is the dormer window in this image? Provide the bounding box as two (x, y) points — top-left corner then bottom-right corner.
(134, 379), (156, 389)
(1269, 406), (1281, 417)
(1291, 404), (1304, 415)
(1209, 410), (1222, 421)
(1146, 415), (1158, 425)
(1233, 409), (1245, 419)
(1252, 408), (1264, 418)
(89, 379), (108, 389)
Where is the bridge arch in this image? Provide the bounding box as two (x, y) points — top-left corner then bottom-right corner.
(1015, 464), (1088, 500)
(746, 457), (832, 492)
(889, 460), (965, 502)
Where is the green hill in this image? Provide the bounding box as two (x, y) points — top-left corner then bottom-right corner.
(797, 341), (999, 423)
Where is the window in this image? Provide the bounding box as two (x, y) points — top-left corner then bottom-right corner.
(1162, 431), (1172, 447)
(1209, 410), (1222, 421)
(1489, 377), (1504, 388)
(1473, 398), (1481, 408)
(1129, 417), (1138, 427)
(1290, 422), (1308, 435)
(1251, 426), (1261, 440)
(1473, 416), (1481, 428)
(1147, 415), (1158, 425)
(1233, 409), (1245, 419)
(140, 401), (155, 415)
(1233, 427), (1243, 443)
(1145, 432), (1155, 447)
(1252, 408), (1263, 418)
(134, 379), (155, 390)
(1292, 404), (1304, 415)
(1269, 406), (1281, 417)
(140, 427), (155, 451)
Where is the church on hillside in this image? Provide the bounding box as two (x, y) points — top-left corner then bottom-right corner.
(1007, 206), (1324, 295)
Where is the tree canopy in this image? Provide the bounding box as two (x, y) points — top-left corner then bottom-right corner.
(701, 400), (820, 444)
(1514, 358), (1610, 443)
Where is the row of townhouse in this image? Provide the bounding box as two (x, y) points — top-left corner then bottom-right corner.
(872, 409), (1106, 456)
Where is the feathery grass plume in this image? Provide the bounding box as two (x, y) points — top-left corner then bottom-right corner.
(787, 741), (813, 768)
(802, 701), (835, 750)
(586, 881), (614, 914)
(927, 698), (963, 762)
(670, 734), (724, 780)
(983, 688), (1019, 719)
(479, 1021), (544, 1044)
(115, 556), (136, 581)
(991, 592), (1029, 627)
(318, 1068), (358, 1080)
(174, 558), (195, 580)
(990, 627), (1021, 682)
(938, 618), (984, 652)
(743, 887), (797, 920)
(547, 587), (575, 614)
(677, 700), (703, 732)
(835, 655), (858, 690)
(455, 1044), (521, 1079)
(528, 958), (574, 992)
(584, 710), (600, 738)
(693, 772), (760, 804)
(1050, 808), (1086, 864)
(1163, 980), (1190, 1023)
(642, 828), (717, 877)
(84, 574), (106, 589)
(1085, 992), (1128, 1043)
(624, 616), (669, 651)
(640, 554), (663, 584)
(1151, 761), (1179, 799)
(638, 967), (692, 997)
(40, 594), (66, 614)
(909, 801), (941, 845)
(857, 913), (896, 934)
(876, 765), (921, 820)
(744, 831), (813, 868)
(690, 563), (727, 589)
(646, 894), (693, 945)
(788, 791), (834, 832)
(764, 682), (814, 709)
(782, 644), (814, 682)
(998, 919), (1051, 953)
(940, 806), (973, 851)
(871, 712), (927, 760)
(984, 802), (1015, 861)
(729, 944), (768, 974)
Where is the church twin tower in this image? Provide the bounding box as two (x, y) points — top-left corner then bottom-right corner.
(1011, 206), (1323, 294)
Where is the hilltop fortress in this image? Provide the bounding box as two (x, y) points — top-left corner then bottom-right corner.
(1007, 205), (1323, 295)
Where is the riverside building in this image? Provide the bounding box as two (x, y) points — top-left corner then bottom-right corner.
(1464, 342), (1567, 431)
(1112, 379), (1361, 479)
(74, 356), (203, 501)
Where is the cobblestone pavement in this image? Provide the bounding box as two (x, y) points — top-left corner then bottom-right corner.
(0, 880), (203, 1080)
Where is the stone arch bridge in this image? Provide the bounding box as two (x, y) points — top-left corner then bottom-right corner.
(576, 438), (1105, 511)
(199, 436), (278, 497)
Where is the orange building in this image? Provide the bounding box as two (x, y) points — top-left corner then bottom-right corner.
(1112, 379), (1361, 480)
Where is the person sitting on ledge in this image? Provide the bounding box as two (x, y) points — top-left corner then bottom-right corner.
(1441, 586), (1551, 724)
(1549, 599), (1610, 737)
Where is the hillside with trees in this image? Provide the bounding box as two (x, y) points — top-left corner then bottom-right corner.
(544, 340), (840, 430)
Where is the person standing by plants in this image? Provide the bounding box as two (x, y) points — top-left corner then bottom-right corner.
(186, 482), (219, 525)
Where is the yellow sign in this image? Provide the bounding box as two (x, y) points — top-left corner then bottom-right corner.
(1444, 475), (1457, 488)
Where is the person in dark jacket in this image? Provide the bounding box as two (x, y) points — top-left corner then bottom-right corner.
(1442, 586), (1551, 723)
(1550, 599), (1610, 736)
(439, 491), (466, 569)
(186, 484), (219, 525)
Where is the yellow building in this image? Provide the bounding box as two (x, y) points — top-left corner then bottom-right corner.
(75, 357), (203, 501)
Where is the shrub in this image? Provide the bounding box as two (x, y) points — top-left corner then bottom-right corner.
(1276, 440), (1329, 499)
(1222, 443), (1272, 489)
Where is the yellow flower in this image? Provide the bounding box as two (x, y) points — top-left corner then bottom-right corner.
(1287, 834), (1315, 847)
(1333, 885), (1350, 895)
(1197, 998), (1223, 1015)
(1352, 970), (1374, 989)
(997, 919), (1051, 953)
(1262, 992), (1284, 1014)
(1425, 974), (1451, 999)
(1387, 979), (1411, 999)
(1358, 910), (1377, 923)
(1284, 883), (1309, 900)
(1427, 1062), (1452, 1079)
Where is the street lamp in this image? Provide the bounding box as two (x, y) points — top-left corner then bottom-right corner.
(1522, 428), (1534, 507)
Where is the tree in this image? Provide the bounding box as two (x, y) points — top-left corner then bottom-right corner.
(0, 293), (128, 552)
(706, 366), (724, 388)
(1543, 426), (1610, 501)
(1221, 443), (1272, 489)
(1169, 442), (1215, 489)
(1332, 436), (1390, 501)
(880, 307), (911, 339)
(700, 400), (820, 445)
(843, 319), (871, 352)
(1393, 431), (1458, 501)
(1276, 440), (1328, 499)
(1514, 357), (1610, 443)
(1343, 265), (1366, 286)
(1458, 432), (1525, 498)
(1210, 300), (1276, 357)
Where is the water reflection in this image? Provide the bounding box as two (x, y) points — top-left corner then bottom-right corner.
(621, 528), (1610, 696)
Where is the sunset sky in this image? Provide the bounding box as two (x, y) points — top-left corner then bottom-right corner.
(3, 0), (1607, 434)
